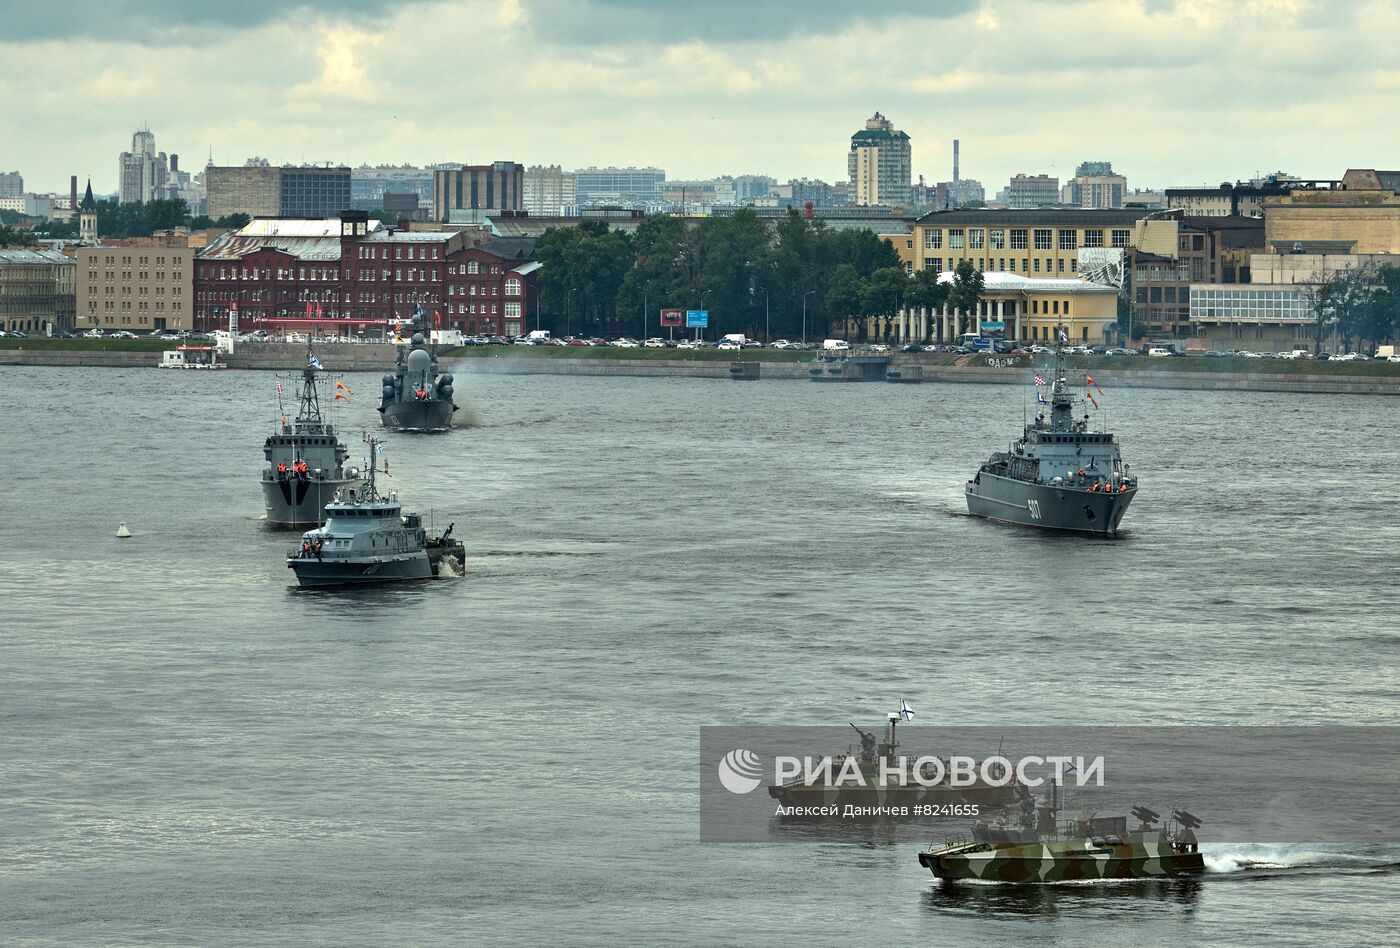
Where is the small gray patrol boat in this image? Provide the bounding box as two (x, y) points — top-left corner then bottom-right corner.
(379, 306), (457, 432)
(965, 330), (1137, 536)
(287, 435), (465, 588)
(262, 347), (366, 529)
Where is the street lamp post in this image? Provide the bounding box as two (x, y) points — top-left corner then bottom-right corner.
(802, 290), (814, 346)
(699, 289), (711, 341)
(642, 287), (648, 344)
(566, 287), (577, 338)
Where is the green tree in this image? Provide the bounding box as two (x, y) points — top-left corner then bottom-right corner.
(906, 267), (950, 313)
(536, 220), (633, 336)
(214, 213), (250, 229)
(1303, 265), (1372, 354)
(1359, 288), (1396, 352)
(616, 214), (691, 337)
(31, 219), (78, 239)
(863, 266), (911, 341)
(1116, 295), (1151, 344)
(947, 259), (985, 315)
(0, 225), (32, 247)
(1330, 267), (1373, 353)
(695, 208), (771, 337)
(146, 198), (189, 231)
(825, 264), (866, 341)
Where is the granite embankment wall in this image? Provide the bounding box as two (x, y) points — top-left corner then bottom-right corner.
(907, 362), (1400, 396)
(3, 344), (1399, 394)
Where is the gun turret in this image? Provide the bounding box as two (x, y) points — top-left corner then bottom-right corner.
(850, 723), (878, 763)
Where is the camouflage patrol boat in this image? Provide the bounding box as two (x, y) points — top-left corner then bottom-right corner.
(768, 710), (1031, 816)
(379, 307), (457, 432)
(262, 346), (366, 529)
(919, 795), (1204, 883)
(287, 435), (464, 588)
(965, 330), (1137, 536)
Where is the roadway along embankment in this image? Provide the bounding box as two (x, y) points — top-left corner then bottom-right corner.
(4, 343), (1399, 394)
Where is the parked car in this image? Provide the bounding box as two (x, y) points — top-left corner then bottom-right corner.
(643, 338), (668, 348)
(717, 340), (742, 351)
(676, 340), (699, 350)
(611, 337), (640, 348)
(109, 330), (137, 339)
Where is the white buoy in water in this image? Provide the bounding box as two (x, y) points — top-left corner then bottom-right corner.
(116, 521), (132, 539)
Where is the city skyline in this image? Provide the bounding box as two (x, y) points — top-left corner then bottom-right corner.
(5, 1), (1398, 196)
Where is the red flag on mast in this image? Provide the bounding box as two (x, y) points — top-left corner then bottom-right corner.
(1086, 390), (1099, 409)
(1086, 374), (1104, 396)
(305, 300), (312, 318)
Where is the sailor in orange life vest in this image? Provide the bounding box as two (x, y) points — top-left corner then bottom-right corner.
(277, 461), (287, 477)
(415, 387), (428, 400)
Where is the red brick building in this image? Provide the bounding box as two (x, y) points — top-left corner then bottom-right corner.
(194, 211), (539, 335)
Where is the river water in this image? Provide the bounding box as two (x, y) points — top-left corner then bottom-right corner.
(2, 364), (1397, 945)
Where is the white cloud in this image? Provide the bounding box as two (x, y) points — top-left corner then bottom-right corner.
(3, 0), (1396, 195)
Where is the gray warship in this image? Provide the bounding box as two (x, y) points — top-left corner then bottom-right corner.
(965, 331), (1137, 536)
(287, 435), (465, 588)
(379, 306), (457, 432)
(768, 711), (1031, 817)
(262, 348), (366, 529)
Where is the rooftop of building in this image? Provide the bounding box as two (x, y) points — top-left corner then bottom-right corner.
(936, 271), (1118, 295)
(486, 216), (646, 238)
(359, 229), (456, 243)
(237, 218), (386, 239)
(850, 128), (910, 144)
(477, 236), (538, 260)
(198, 217), (366, 260)
(0, 248), (74, 265)
(913, 207), (1149, 226)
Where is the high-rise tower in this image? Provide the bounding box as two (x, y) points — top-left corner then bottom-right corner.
(847, 112), (911, 207)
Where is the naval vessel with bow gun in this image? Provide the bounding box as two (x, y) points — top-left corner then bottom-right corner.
(261, 346), (366, 529)
(379, 307), (457, 432)
(965, 330), (1137, 535)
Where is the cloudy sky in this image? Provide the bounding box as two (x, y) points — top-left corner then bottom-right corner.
(5, 0), (1397, 195)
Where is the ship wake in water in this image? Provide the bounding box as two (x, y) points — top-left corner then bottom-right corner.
(1202, 845), (1400, 875)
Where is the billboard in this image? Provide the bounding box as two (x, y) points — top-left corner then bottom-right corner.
(685, 309), (709, 328)
(660, 309), (685, 327)
(979, 321), (1005, 332)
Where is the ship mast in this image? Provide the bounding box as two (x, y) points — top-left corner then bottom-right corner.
(296, 341), (323, 425)
(362, 433), (384, 502)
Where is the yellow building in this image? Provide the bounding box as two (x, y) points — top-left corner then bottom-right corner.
(908, 208), (1147, 278)
(1264, 169), (1400, 254)
(871, 221), (916, 271)
(843, 272), (1119, 346)
(77, 239), (194, 331)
